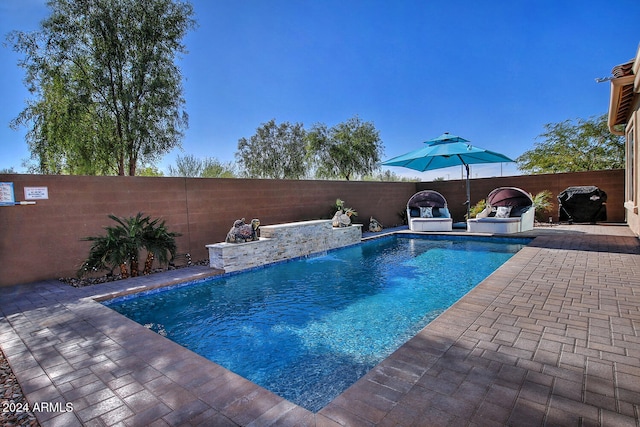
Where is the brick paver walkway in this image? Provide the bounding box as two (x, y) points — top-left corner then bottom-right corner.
(1, 225), (639, 426)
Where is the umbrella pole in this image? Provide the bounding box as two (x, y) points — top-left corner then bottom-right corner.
(465, 163), (471, 222)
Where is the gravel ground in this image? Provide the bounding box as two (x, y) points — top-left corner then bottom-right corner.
(59, 258), (209, 287)
(1, 348), (39, 427)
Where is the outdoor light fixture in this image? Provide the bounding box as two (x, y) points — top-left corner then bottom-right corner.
(595, 76), (614, 83)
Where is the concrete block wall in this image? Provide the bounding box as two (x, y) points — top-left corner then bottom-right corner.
(419, 169), (625, 223)
(0, 169), (624, 286)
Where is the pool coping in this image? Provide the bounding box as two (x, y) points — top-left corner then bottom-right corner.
(1, 224), (639, 426)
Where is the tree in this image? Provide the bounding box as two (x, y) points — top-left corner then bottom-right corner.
(201, 158), (236, 178)
(14, 69), (115, 174)
(307, 115), (383, 180)
(167, 154), (236, 178)
(137, 165), (164, 176)
(516, 114), (624, 174)
(362, 169), (420, 182)
(236, 119), (308, 179)
(8, 0), (195, 176)
(168, 154), (204, 177)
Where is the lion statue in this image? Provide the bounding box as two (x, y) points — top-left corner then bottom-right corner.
(368, 217), (383, 232)
(225, 218), (260, 243)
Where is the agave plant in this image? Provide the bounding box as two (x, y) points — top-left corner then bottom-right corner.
(79, 213), (180, 278)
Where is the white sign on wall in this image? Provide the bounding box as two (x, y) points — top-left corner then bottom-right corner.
(0, 182), (15, 206)
(24, 186), (49, 200)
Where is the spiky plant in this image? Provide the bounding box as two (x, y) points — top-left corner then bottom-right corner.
(79, 221), (133, 278)
(107, 213), (150, 277)
(79, 213), (180, 278)
(78, 233), (123, 278)
(331, 198), (358, 217)
(141, 218), (179, 275)
(531, 190), (554, 221)
(466, 199), (487, 220)
(398, 209), (408, 225)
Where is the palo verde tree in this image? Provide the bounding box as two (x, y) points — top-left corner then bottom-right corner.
(168, 154), (236, 178)
(307, 115), (383, 180)
(516, 114), (624, 174)
(8, 0), (196, 175)
(236, 119), (309, 179)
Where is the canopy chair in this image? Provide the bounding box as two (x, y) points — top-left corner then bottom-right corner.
(467, 187), (534, 234)
(406, 190), (453, 232)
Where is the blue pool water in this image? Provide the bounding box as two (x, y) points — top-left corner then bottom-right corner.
(105, 235), (528, 412)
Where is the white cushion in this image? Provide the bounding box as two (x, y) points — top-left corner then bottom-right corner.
(476, 206), (492, 219)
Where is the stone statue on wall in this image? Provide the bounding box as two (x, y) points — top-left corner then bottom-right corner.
(226, 218), (260, 243)
(332, 208), (356, 227)
(332, 199), (358, 227)
(368, 217), (383, 232)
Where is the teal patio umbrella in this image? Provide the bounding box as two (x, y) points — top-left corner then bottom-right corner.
(382, 133), (514, 221)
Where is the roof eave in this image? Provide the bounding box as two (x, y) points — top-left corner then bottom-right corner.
(608, 44), (640, 135)
(634, 44), (640, 91)
(608, 75), (635, 135)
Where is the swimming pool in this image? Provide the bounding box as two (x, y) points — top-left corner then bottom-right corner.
(105, 234), (528, 412)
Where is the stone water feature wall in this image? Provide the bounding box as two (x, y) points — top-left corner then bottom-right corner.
(206, 220), (362, 273)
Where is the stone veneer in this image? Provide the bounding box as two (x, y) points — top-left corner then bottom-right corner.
(206, 219), (362, 272)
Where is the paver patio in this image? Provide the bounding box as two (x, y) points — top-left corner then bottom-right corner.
(1, 224), (639, 426)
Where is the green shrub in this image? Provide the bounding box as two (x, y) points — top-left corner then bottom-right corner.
(466, 199), (487, 220)
(79, 213), (180, 278)
(531, 190), (554, 221)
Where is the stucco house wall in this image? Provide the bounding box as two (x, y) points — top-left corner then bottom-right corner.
(608, 44), (640, 236)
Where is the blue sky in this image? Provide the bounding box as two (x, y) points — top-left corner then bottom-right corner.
(1, 0), (639, 180)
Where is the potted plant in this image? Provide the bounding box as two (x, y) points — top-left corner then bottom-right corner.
(331, 199), (358, 227)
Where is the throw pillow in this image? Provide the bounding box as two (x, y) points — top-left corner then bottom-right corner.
(495, 206), (512, 218)
(419, 206), (433, 218)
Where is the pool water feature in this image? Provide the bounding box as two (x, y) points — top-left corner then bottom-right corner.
(105, 235), (528, 412)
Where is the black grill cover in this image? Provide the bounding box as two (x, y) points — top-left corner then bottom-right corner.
(557, 186), (607, 223)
